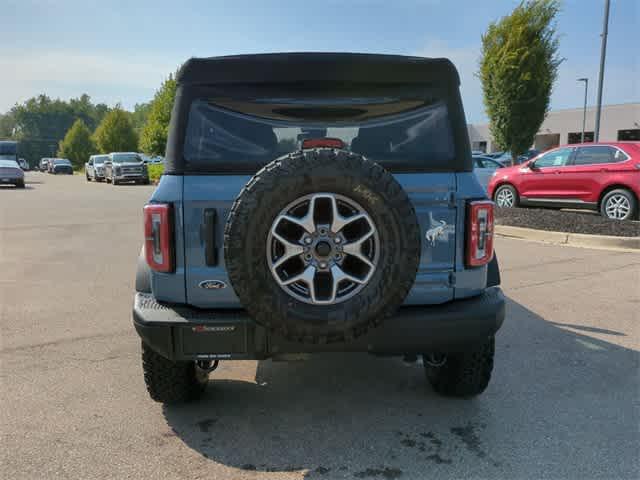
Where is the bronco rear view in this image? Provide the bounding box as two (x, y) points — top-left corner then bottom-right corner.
(133, 53), (505, 404)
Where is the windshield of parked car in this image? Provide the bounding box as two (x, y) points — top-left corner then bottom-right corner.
(111, 154), (141, 163)
(53, 159), (72, 165)
(0, 159), (20, 168)
(184, 97), (455, 173)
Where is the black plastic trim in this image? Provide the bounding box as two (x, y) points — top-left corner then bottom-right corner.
(202, 208), (218, 266)
(133, 287), (505, 360)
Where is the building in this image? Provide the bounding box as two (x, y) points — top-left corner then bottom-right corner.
(468, 102), (640, 153)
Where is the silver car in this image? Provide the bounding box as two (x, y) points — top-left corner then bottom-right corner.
(473, 155), (503, 192)
(85, 154), (108, 182)
(104, 152), (149, 185)
(0, 159), (25, 188)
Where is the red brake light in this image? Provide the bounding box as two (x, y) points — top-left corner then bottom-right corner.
(302, 138), (345, 149)
(144, 203), (174, 273)
(466, 200), (494, 267)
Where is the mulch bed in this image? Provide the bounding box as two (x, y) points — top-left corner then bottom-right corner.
(495, 207), (640, 237)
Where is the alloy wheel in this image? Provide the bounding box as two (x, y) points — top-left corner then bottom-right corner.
(267, 193), (379, 305)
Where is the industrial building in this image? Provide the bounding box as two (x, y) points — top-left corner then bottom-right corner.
(468, 102), (640, 153)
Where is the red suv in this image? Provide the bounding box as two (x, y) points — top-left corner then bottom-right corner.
(488, 142), (640, 220)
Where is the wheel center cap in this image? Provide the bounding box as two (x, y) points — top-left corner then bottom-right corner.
(315, 241), (332, 257)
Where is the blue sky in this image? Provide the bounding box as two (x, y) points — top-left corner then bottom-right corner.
(2, 0), (637, 122)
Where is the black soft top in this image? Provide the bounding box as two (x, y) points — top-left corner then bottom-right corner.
(177, 53), (460, 86)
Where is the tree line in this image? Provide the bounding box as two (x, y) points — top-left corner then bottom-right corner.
(0, 76), (175, 170)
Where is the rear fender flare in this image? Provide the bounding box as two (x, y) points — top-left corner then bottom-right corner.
(487, 254), (501, 287)
(135, 246), (152, 293)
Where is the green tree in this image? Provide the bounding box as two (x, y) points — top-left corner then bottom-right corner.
(57, 119), (95, 170)
(93, 108), (138, 153)
(0, 112), (16, 138)
(8, 94), (112, 164)
(131, 101), (151, 137)
(479, 0), (562, 164)
(139, 75), (177, 156)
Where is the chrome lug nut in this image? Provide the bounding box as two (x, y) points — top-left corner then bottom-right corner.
(334, 236), (342, 244)
(304, 237), (313, 245)
(319, 261), (328, 269)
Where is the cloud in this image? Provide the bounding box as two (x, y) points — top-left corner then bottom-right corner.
(0, 50), (180, 112)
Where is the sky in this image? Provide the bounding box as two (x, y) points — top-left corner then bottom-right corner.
(1, 0), (638, 123)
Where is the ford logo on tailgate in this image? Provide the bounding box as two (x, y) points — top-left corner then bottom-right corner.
(199, 280), (227, 290)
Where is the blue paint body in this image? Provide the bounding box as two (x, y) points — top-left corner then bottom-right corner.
(148, 170), (488, 307)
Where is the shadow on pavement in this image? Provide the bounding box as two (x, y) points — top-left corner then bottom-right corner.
(162, 297), (639, 479)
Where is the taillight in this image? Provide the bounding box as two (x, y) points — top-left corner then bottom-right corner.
(466, 200), (494, 267)
(144, 203), (174, 273)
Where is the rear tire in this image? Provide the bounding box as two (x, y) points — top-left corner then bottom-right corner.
(424, 337), (495, 397)
(600, 188), (637, 221)
(141, 342), (208, 404)
(493, 184), (519, 208)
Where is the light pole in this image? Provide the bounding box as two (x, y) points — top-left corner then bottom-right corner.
(594, 0), (610, 142)
(577, 78), (588, 143)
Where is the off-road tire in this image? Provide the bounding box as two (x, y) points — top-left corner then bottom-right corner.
(425, 337), (495, 397)
(224, 148), (421, 344)
(141, 342), (208, 404)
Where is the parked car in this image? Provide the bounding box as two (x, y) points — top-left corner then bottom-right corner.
(0, 159), (25, 188)
(133, 53), (504, 405)
(488, 142), (640, 220)
(39, 158), (50, 172)
(473, 155), (503, 191)
(104, 152), (149, 185)
(50, 158), (73, 174)
(492, 149), (539, 166)
(85, 154), (108, 182)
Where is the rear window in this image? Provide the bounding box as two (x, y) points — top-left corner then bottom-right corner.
(183, 99), (455, 173)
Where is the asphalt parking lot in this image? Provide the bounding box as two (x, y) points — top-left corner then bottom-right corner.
(1, 172), (639, 480)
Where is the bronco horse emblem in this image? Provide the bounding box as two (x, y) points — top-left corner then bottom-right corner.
(425, 213), (454, 246)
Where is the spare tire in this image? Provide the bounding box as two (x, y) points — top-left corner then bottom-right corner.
(224, 148), (420, 344)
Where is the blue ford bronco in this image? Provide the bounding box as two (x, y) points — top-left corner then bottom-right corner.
(133, 53), (505, 404)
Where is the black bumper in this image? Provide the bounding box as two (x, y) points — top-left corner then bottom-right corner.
(133, 287), (505, 360)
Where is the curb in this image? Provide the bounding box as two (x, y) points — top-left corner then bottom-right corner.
(495, 225), (640, 252)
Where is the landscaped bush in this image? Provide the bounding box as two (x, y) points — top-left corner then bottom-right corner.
(148, 163), (164, 183)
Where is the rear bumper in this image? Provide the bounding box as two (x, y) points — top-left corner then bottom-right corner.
(133, 287), (505, 360)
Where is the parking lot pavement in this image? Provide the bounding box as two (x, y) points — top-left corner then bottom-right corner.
(1, 172), (639, 479)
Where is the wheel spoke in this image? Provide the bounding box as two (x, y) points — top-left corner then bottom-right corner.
(325, 194), (370, 233)
(275, 213), (315, 234)
(343, 230), (375, 267)
(271, 231), (304, 268)
(282, 265), (317, 301)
